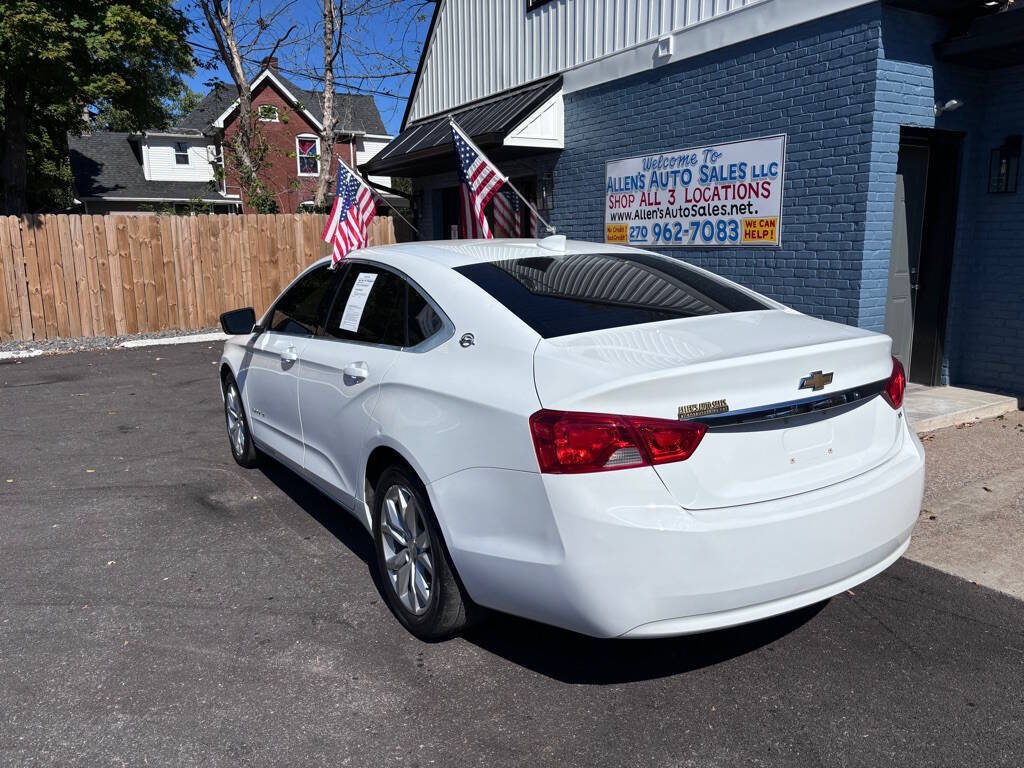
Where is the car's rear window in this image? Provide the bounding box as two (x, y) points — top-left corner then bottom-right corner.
(454, 252), (770, 338)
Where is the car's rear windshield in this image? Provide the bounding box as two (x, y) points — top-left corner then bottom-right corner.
(454, 252), (770, 338)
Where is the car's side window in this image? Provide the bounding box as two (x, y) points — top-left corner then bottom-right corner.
(325, 264), (405, 346)
(267, 264), (336, 336)
(407, 285), (444, 347)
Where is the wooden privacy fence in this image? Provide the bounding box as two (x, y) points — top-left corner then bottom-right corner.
(0, 214), (396, 342)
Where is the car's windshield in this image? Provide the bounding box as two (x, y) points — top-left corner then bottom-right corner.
(454, 252), (770, 338)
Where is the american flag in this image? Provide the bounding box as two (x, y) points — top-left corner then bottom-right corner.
(321, 159), (376, 264)
(492, 186), (520, 238)
(452, 121), (506, 239)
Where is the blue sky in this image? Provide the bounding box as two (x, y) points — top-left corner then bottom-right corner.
(180, 1), (433, 134)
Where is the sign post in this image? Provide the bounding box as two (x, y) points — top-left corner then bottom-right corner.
(604, 135), (787, 247)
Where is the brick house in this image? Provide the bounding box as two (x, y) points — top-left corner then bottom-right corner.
(70, 58), (394, 215)
(182, 58), (394, 212)
(365, 0), (1024, 399)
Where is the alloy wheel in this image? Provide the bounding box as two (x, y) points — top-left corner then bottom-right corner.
(225, 384), (246, 457)
(380, 483), (433, 616)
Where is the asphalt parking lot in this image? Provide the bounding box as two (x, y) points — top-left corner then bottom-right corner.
(2, 344), (1023, 767)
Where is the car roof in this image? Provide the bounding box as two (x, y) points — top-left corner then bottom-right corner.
(306, 238), (781, 310)
(334, 238), (646, 269)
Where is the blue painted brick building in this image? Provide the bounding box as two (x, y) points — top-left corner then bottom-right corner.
(551, 6), (882, 327)
(365, 0), (1024, 398)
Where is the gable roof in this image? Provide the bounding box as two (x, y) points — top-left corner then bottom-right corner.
(181, 69), (389, 136)
(68, 132), (227, 202)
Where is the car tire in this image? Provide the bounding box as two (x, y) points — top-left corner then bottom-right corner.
(373, 465), (475, 640)
(223, 374), (260, 469)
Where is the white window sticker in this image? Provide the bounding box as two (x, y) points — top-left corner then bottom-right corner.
(339, 272), (378, 332)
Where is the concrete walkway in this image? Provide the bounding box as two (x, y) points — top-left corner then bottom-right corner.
(907, 414), (1024, 602)
(904, 383), (1019, 433)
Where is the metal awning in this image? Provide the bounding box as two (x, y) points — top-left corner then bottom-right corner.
(362, 76), (563, 177)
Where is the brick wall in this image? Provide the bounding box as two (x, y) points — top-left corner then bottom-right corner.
(945, 64), (1024, 396)
(409, 3), (1024, 396)
(223, 78), (355, 214)
(874, 7), (1023, 395)
(865, 8), (979, 337)
(551, 5), (883, 326)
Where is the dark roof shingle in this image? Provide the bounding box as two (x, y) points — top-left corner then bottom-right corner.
(180, 71), (388, 135)
(68, 132), (226, 201)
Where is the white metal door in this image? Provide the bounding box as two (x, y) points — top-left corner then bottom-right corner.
(296, 262), (407, 505)
(245, 331), (309, 467)
(884, 175), (915, 378)
(297, 339), (399, 504)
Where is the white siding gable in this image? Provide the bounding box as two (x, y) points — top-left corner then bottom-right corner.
(504, 91), (564, 149)
(357, 137), (392, 188)
(143, 138), (218, 182)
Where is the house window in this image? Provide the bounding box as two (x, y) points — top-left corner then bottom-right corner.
(297, 135), (320, 176)
(174, 142), (190, 165)
(258, 104), (280, 122)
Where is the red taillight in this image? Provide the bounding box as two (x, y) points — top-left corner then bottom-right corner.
(529, 409), (707, 474)
(632, 419), (707, 464)
(883, 356), (906, 410)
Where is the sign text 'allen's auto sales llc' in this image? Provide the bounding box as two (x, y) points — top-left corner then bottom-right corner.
(605, 135), (786, 247)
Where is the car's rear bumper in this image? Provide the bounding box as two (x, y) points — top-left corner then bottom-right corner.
(428, 422), (924, 639)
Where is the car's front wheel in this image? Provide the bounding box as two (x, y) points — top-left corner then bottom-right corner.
(223, 374), (260, 468)
(373, 465), (473, 640)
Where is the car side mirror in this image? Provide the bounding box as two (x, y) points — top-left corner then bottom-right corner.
(220, 307), (257, 335)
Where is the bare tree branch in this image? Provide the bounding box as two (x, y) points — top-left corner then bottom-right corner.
(314, 1), (341, 208)
(191, 0), (430, 211)
(196, 0), (297, 211)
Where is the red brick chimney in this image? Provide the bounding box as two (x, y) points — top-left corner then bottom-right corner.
(261, 56), (278, 71)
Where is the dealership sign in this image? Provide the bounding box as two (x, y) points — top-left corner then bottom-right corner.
(605, 135), (786, 247)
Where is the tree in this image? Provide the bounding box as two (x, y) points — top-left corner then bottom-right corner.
(168, 83), (207, 126)
(0, 1), (194, 214)
(313, 0), (342, 209)
(91, 82), (205, 131)
(192, 0), (430, 213)
(195, 0), (296, 213)
(303, 1), (432, 209)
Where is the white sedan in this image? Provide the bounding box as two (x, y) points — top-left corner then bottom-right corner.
(218, 237), (924, 640)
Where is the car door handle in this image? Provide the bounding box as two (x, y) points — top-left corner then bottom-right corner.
(344, 361), (369, 381)
(280, 346), (299, 364)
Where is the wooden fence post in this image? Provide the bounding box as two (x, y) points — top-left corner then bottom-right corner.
(55, 214), (81, 338)
(5, 218), (31, 340)
(0, 217), (22, 340)
(104, 216), (127, 336)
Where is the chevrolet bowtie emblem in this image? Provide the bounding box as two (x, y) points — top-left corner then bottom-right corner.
(799, 370), (834, 391)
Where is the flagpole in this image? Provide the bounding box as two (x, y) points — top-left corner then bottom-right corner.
(371, 191), (426, 242)
(449, 117), (556, 236)
(337, 156), (426, 242)
(505, 178), (555, 236)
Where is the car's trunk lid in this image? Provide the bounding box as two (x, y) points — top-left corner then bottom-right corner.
(533, 310), (902, 509)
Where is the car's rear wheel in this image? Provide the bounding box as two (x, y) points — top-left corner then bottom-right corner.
(223, 374), (259, 468)
(373, 465), (472, 640)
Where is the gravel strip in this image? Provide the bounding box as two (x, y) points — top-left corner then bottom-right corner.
(0, 328), (222, 357)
